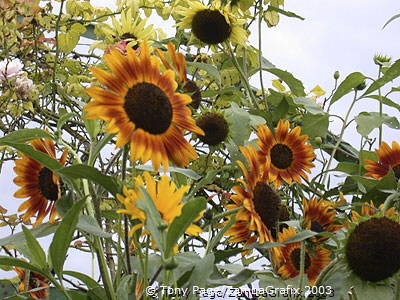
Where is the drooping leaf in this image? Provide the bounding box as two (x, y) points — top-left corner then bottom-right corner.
(293, 97), (324, 114)
(136, 165), (201, 180)
(187, 62), (221, 84)
(363, 59), (400, 96)
(77, 215), (113, 238)
(0, 129), (53, 144)
(63, 270), (101, 289)
(21, 226), (47, 269)
(301, 113), (329, 138)
(354, 112), (400, 137)
(265, 68), (306, 96)
(0, 223), (58, 247)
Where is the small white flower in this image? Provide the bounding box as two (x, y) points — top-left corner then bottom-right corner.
(0, 59), (23, 81)
(15, 76), (34, 98)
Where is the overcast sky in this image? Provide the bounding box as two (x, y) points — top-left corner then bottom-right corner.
(1, 0), (400, 280)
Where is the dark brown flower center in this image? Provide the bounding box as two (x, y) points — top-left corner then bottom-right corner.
(196, 112), (229, 146)
(183, 80), (202, 109)
(345, 217), (400, 282)
(191, 9), (232, 44)
(311, 220), (325, 233)
(290, 248), (311, 271)
(124, 82), (173, 134)
(392, 165), (400, 180)
(270, 143), (293, 169)
(38, 167), (59, 201)
(252, 182), (281, 236)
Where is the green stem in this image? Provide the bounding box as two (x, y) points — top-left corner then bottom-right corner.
(297, 242), (306, 297)
(52, 0), (65, 111)
(395, 275), (400, 300)
(322, 91), (358, 186)
(258, 5), (267, 107)
(121, 145), (132, 275)
(378, 65), (383, 145)
(226, 43), (259, 108)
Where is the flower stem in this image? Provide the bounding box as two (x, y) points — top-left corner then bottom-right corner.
(378, 65), (383, 145)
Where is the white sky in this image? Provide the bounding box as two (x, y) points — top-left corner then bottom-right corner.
(1, 0), (400, 281)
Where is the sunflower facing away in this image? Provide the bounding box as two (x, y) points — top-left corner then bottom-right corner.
(176, 0), (247, 46)
(256, 120), (315, 188)
(14, 267), (49, 299)
(13, 138), (67, 226)
(351, 200), (397, 223)
(85, 41), (204, 171)
(364, 141), (400, 180)
(303, 197), (342, 242)
(225, 145), (280, 249)
(117, 171), (203, 237)
(275, 227), (331, 285)
(155, 42), (202, 108)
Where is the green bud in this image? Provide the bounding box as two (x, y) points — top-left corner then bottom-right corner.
(334, 71), (340, 80)
(356, 80), (367, 91)
(314, 137), (322, 145)
(374, 54), (391, 66)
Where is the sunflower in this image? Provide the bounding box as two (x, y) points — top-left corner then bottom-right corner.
(364, 141), (400, 180)
(13, 138), (67, 226)
(275, 227), (331, 285)
(155, 43), (202, 108)
(256, 120), (315, 188)
(92, 8), (156, 51)
(303, 197), (342, 242)
(350, 200), (397, 223)
(176, 0), (247, 46)
(14, 267), (49, 299)
(85, 41), (204, 171)
(196, 112), (229, 146)
(225, 145), (279, 248)
(117, 171), (202, 237)
(345, 216), (400, 282)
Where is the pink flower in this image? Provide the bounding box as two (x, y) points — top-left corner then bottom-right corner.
(15, 76), (34, 98)
(0, 59), (23, 81)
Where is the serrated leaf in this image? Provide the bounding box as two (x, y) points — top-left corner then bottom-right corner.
(331, 72), (365, 105)
(49, 199), (86, 275)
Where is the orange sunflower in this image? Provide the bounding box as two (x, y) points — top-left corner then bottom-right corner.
(303, 197), (342, 242)
(14, 267), (49, 299)
(275, 227), (331, 285)
(364, 141), (400, 180)
(155, 43), (202, 109)
(84, 41), (204, 172)
(351, 201), (397, 223)
(225, 145), (279, 248)
(13, 138), (67, 226)
(256, 120), (315, 188)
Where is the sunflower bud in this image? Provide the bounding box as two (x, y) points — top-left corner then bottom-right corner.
(374, 54), (391, 66)
(333, 71), (340, 80)
(355, 80), (366, 91)
(314, 137), (323, 145)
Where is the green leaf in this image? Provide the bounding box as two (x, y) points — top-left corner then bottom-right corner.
(382, 13), (400, 29)
(57, 165), (119, 196)
(0, 280), (17, 299)
(21, 226), (47, 268)
(354, 112), (400, 137)
(292, 97), (324, 114)
(208, 269), (255, 287)
(301, 113), (329, 138)
(225, 102), (252, 145)
(0, 129), (53, 144)
(166, 197), (206, 256)
(83, 119), (101, 141)
(57, 112), (78, 133)
(63, 270), (101, 289)
(2, 142), (62, 170)
(77, 215), (113, 238)
(116, 275), (135, 300)
(330, 72), (365, 105)
(49, 199), (86, 275)
(0, 223), (58, 247)
(81, 24), (98, 40)
(58, 32), (80, 54)
(335, 162), (359, 175)
(206, 213), (235, 254)
(187, 62), (221, 84)
(88, 134), (114, 166)
(282, 230), (318, 244)
(187, 254), (215, 300)
(265, 68), (306, 96)
(365, 95), (400, 112)
(136, 187), (165, 252)
(267, 6), (305, 20)
(136, 165), (201, 180)
(0, 257), (48, 277)
(363, 59), (400, 95)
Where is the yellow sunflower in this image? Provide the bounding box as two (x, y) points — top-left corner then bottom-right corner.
(256, 120), (315, 188)
(225, 145), (279, 248)
(84, 41), (204, 171)
(117, 171), (202, 236)
(176, 0), (247, 46)
(275, 227), (331, 285)
(14, 267), (49, 299)
(364, 141), (400, 180)
(13, 138), (67, 226)
(155, 43), (202, 108)
(303, 197), (342, 242)
(351, 201), (397, 223)
(92, 8), (156, 51)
